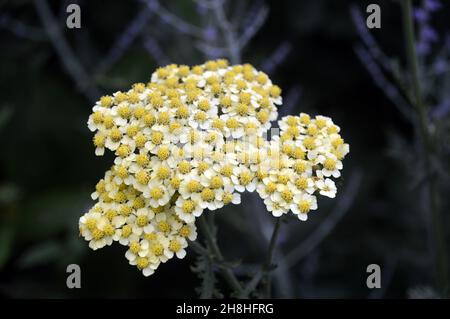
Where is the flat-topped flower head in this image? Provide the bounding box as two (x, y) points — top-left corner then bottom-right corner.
(80, 59), (349, 277)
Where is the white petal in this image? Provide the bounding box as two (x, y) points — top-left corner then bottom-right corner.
(176, 249), (187, 259)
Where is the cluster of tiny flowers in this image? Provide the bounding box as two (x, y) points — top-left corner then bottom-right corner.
(78, 59), (349, 276)
(256, 114), (349, 220)
(79, 59), (283, 276)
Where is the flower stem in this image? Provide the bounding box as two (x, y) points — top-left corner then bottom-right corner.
(198, 215), (243, 295)
(401, 0), (449, 297)
(211, 0), (241, 64)
(263, 217), (282, 298)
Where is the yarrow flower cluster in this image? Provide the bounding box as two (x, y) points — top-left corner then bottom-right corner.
(78, 59), (349, 276)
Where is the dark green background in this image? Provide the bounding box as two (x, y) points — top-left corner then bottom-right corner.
(0, 0), (449, 298)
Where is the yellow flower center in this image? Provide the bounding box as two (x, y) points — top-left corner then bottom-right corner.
(182, 200), (195, 213)
(91, 229), (104, 240)
(136, 170), (149, 185)
(151, 243), (164, 256)
(100, 95), (113, 107)
(256, 110), (269, 123)
(300, 113), (311, 125)
(226, 118), (239, 129)
(122, 225), (132, 237)
(85, 218), (96, 231)
(270, 85), (281, 97)
(187, 180), (201, 193)
(316, 118), (327, 128)
(130, 242), (140, 254)
(307, 124), (318, 136)
(197, 162), (209, 174)
(236, 103), (249, 116)
(210, 176), (223, 189)
(220, 96), (232, 108)
(302, 137), (315, 149)
(118, 105), (131, 119)
(93, 133), (105, 147)
(110, 127), (122, 142)
(136, 154), (149, 166)
(169, 240), (182, 252)
(324, 158), (337, 170)
(222, 192), (233, 204)
(158, 221), (170, 233)
(136, 215), (149, 227)
(144, 113), (156, 126)
(117, 145), (130, 158)
(201, 188), (215, 202)
(239, 171), (252, 185)
(104, 224), (115, 236)
(277, 175), (289, 185)
(144, 232), (157, 241)
(239, 92), (251, 104)
(105, 209), (117, 220)
(158, 111), (170, 125)
(157, 146), (170, 160)
(295, 177), (308, 190)
(176, 105), (190, 118)
(135, 133), (147, 148)
(120, 205), (132, 216)
(178, 161), (191, 174)
(92, 111), (103, 124)
(281, 190), (293, 202)
(136, 257), (149, 270)
(133, 197), (145, 209)
(293, 161), (307, 173)
(179, 225), (191, 237)
(220, 165), (233, 177)
(298, 200), (311, 213)
(150, 187), (163, 200)
(150, 131), (164, 145)
(195, 111), (207, 122)
(170, 176), (181, 189)
(332, 137), (344, 148)
(266, 182), (277, 194)
(198, 99), (210, 111)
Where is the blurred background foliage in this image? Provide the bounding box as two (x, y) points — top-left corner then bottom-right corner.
(0, 0), (449, 298)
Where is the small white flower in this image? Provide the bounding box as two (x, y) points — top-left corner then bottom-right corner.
(290, 193), (318, 221)
(316, 178), (337, 198)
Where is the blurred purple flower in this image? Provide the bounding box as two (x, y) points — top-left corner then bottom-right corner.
(421, 25), (439, 43)
(414, 8), (429, 22)
(203, 25), (218, 41)
(432, 58), (448, 74)
(416, 41), (431, 56)
(195, 2), (208, 16)
(431, 99), (450, 119)
(424, 0), (442, 12)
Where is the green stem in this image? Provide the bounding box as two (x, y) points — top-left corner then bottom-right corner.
(198, 215), (243, 295)
(263, 217), (282, 298)
(401, 0), (449, 297)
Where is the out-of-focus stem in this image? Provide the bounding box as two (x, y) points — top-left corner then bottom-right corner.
(198, 215), (243, 295)
(211, 0), (241, 64)
(34, 0), (100, 102)
(263, 217), (282, 298)
(401, 0), (449, 297)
